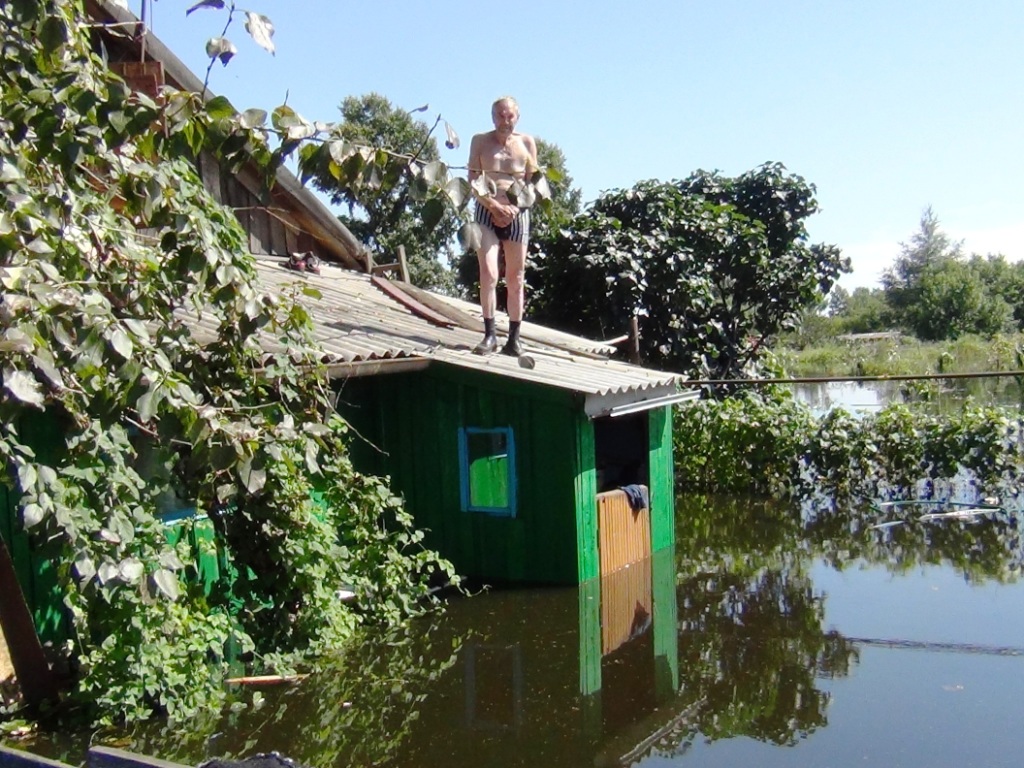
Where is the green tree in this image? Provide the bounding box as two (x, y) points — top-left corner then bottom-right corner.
(967, 253), (1024, 330)
(533, 138), (582, 231)
(882, 207), (961, 327)
(1, 0), (451, 723)
(911, 259), (1012, 340)
(527, 163), (848, 379)
(300, 93), (459, 291)
(832, 286), (892, 334)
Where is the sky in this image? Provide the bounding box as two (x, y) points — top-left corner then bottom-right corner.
(132, 0), (1023, 290)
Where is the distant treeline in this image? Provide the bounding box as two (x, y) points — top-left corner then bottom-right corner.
(790, 208), (1023, 346)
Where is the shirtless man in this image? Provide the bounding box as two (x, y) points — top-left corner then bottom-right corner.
(467, 96), (539, 356)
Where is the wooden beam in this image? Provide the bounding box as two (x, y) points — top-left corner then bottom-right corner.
(370, 276), (454, 328)
(1, 746), (74, 768)
(0, 535), (59, 708)
(87, 748), (188, 768)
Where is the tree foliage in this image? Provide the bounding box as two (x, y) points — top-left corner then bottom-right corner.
(1, 0), (453, 724)
(821, 209), (1018, 342)
(675, 388), (1024, 510)
(299, 93), (459, 292)
(528, 163), (848, 379)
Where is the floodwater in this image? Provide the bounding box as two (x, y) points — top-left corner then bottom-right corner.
(793, 377), (1024, 415)
(20, 489), (1024, 768)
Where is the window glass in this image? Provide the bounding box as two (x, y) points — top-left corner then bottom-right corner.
(460, 427), (516, 516)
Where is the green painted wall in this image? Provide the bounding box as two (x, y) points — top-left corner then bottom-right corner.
(648, 405), (675, 553)
(337, 368), (676, 585)
(573, 413), (599, 583)
(0, 414), (68, 644)
(337, 365), (586, 585)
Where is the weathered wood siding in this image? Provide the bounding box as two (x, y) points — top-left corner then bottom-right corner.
(338, 365), (588, 584)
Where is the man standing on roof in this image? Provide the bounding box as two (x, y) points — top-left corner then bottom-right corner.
(468, 96), (539, 356)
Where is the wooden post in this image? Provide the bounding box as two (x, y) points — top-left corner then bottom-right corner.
(0, 534), (59, 707)
(396, 245), (410, 283)
(364, 249), (374, 274)
(628, 316), (641, 365)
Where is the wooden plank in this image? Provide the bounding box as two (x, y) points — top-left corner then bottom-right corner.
(87, 747), (188, 768)
(249, 203), (269, 255)
(398, 283), (483, 333)
(596, 489), (650, 577)
(369, 276), (453, 329)
(0, 746), (73, 768)
(198, 152), (223, 203)
(269, 208), (290, 256)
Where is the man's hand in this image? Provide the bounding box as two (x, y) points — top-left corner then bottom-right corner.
(490, 202), (516, 228)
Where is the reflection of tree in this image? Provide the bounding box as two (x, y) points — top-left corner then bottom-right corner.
(802, 497), (1024, 584)
(669, 489), (1022, 754)
(90, 623), (461, 768)
(671, 494), (857, 749)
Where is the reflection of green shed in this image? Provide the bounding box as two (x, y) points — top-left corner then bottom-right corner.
(256, 261), (694, 585)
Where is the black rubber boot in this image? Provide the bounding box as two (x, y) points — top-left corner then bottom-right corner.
(501, 320), (523, 356)
(473, 317), (498, 355)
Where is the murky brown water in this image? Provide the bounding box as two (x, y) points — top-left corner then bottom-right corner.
(16, 489), (1024, 768)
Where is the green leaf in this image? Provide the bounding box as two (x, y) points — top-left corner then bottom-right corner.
(73, 553), (96, 583)
(22, 503), (44, 528)
(458, 222), (483, 251)
(39, 15), (69, 52)
(3, 368), (45, 407)
(205, 37), (238, 66)
(0, 162), (22, 182)
(421, 160), (446, 185)
(471, 173), (496, 199)
(137, 382), (162, 422)
(238, 458), (267, 494)
(239, 108), (268, 130)
(118, 558), (144, 583)
(445, 177), (472, 209)
(152, 569), (180, 601)
(186, 0), (225, 13)
(443, 121), (460, 150)
(421, 198), (445, 231)
(541, 166), (564, 184)
(244, 12), (276, 55)
(109, 328), (133, 360)
(205, 95), (236, 121)
(0, 329), (34, 354)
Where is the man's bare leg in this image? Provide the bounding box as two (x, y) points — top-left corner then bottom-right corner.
(474, 228), (501, 354)
(501, 239), (527, 356)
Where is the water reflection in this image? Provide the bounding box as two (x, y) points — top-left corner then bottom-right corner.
(793, 378), (1024, 416)
(21, 492), (1024, 768)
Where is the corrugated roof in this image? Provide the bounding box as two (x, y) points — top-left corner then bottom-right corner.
(253, 257), (682, 399)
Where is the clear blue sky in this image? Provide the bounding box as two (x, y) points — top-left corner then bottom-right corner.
(136, 0), (1023, 289)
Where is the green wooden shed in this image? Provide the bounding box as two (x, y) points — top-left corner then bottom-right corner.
(254, 260), (695, 585)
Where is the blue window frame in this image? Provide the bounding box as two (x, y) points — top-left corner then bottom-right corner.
(458, 426), (517, 517)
